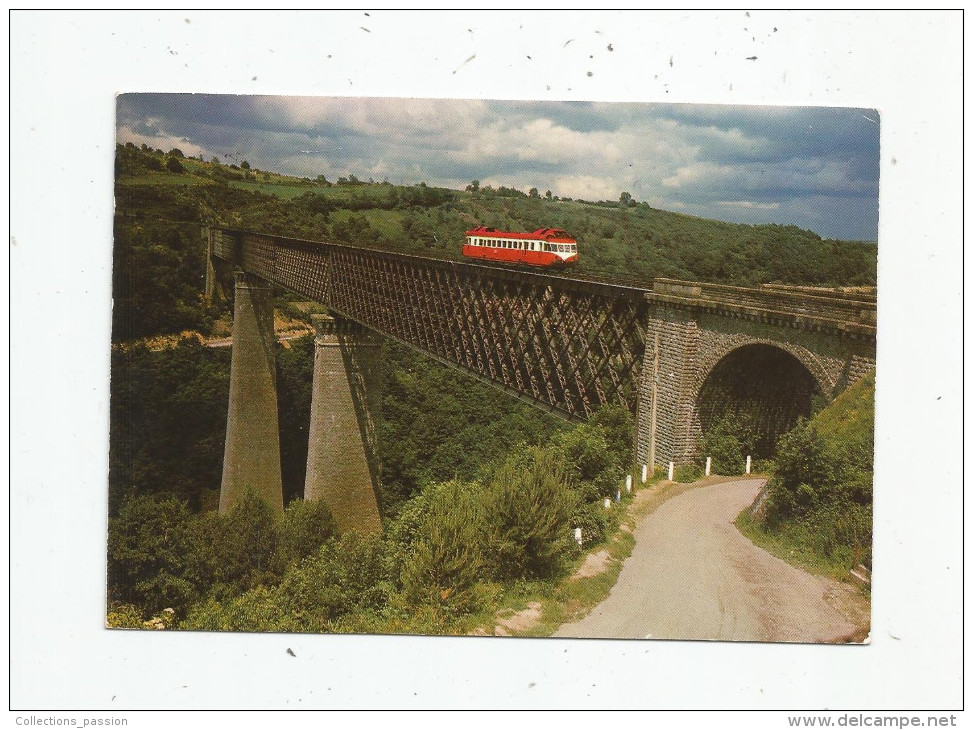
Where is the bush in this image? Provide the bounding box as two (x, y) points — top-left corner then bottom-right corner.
(588, 404), (634, 469)
(401, 481), (486, 616)
(106, 603), (146, 629)
(107, 494), (200, 616)
(182, 587), (295, 633)
(768, 423), (834, 502)
(188, 490), (281, 600)
(479, 447), (579, 581)
(275, 498), (337, 570)
(673, 463), (702, 482)
(554, 424), (619, 500)
(699, 420), (744, 475)
(758, 408), (874, 567)
(569, 499), (616, 548)
(274, 532), (394, 628)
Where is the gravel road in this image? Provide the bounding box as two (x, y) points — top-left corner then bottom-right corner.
(554, 479), (864, 643)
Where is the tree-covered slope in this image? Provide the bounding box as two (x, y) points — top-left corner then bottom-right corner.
(113, 143), (877, 343)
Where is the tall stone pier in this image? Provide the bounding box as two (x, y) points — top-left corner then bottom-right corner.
(219, 272), (283, 514)
(304, 314), (383, 534)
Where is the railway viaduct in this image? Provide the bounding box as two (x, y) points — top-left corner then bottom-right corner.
(206, 228), (876, 532)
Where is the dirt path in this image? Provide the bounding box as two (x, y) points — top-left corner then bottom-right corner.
(554, 479), (866, 643)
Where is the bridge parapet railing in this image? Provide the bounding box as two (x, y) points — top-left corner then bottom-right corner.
(651, 278), (876, 336)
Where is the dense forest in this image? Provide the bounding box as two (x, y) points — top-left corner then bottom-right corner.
(108, 143), (875, 632)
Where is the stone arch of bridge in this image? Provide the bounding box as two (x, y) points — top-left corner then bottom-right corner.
(689, 338), (834, 461)
(692, 336), (835, 400)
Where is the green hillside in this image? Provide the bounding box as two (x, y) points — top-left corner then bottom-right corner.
(114, 142), (877, 343)
(741, 370), (875, 577)
(810, 371), (875, 452)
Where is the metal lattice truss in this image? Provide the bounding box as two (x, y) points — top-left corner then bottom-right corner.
(211, 229), (651, 421)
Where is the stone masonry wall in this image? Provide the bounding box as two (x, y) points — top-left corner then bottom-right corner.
(635, 303), (876, 467)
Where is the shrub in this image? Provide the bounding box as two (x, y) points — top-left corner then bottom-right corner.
(479, 447), (579, 581)
(187, 490), (281, 600)
(588, 404), (635, 469)
(757, 400), (874, 569)
(106, 603), (146, 629)
(763, 424), (841, 527)
(569, 499), (616, 548)
(673, 463), (702, 482)
(274, 532), (394, 628)
(554, 424), (619, 499)
(275, 498), (337, 569)
(401, 481), (486, 616)
(182, 587), (296, 633)
(107, 494), (200, 616)
(699, 420), (744, 475)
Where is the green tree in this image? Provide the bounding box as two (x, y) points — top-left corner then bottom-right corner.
(107, 494), (199, 616)
(275, 498), (337, 569)
(401, 481), (486, 616)
(554, 423), (619, 501)
(479, 447), (579, 580)
(191, 490), (281, 600)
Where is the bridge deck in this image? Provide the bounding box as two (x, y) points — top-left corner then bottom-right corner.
(209, 228), (875, 424)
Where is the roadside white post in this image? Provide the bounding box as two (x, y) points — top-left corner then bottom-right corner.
(603, 497), (611, 510)
(705, 456), (712, 477)
(574, 527), (583, 547)
(746, 455), (752, 475)
(667, 461), (674, 481)
(641, 464), (648, 483)
(625, 474), (632, 493)
(615, 489), (621, 502)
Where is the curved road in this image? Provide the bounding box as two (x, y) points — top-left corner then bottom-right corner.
(555, 479), (860, 642)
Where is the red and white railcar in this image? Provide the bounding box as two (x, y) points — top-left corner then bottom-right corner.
(462, 226), (578, 267)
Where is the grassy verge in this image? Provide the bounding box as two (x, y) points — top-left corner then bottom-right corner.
(735, 509), (863, 583)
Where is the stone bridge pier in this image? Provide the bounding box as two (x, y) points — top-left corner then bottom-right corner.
(220, 272), (284, 514)
(304, 314), (383, 534)
(218, 273), (383, 532)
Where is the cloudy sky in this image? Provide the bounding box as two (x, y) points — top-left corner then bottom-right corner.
(117, 94), (880, 241)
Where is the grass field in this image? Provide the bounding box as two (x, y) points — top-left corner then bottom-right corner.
(118, 172), (215, 187)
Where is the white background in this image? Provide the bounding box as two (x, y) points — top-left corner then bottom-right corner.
(8, 9), (965, 716)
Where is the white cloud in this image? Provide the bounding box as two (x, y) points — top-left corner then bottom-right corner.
(716, 200), (781, 210)
(551, 174), (618, 201)
(114, 95), (880, 239)
(116, 124), (212, 159)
